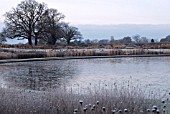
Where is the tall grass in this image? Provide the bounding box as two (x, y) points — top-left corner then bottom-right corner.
(0, 81), (169, 114)
(1, 47), (170, 59)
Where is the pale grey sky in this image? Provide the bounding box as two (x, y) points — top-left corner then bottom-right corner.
(0, 0), (170, 25)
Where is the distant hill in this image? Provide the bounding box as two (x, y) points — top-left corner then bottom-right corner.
(1, 22), (170, 44)
(77, 24), (170, 40)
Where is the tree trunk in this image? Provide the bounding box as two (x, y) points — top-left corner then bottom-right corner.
(67, 39), (70, 45)
(35, 37), (38, 46)
(28, 37), (32, 45)
(52, 37), (57, 45)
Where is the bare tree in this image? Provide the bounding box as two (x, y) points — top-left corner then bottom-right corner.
(3, 0), (46, 45)
(61, 23), (82, 45)
(132, 35), (141, 43)
(40, 9), (65, 45)
(140, 37), (149, 43)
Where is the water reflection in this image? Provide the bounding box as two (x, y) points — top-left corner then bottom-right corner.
(0, 57), (170, 94)
(0, 61), (77, 91)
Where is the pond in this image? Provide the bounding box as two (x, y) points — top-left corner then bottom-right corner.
(0, 57), (170, 95)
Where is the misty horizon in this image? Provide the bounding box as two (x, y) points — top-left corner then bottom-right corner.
(0, 21), (170, 44)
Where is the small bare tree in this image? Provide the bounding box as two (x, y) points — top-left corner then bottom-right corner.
(61, 23), (82, 45)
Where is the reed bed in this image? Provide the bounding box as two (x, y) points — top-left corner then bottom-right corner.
(1, 48), (170, 59)
(0, 81), (169, 114)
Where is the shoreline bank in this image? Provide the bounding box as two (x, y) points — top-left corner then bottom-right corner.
(1, 54), (170, 64)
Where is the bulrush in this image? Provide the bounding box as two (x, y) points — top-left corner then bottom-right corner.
(147, 109), (150, 112)
(91, 107), (94, 111)
(74, 109), (78, 113)
(118, 110), (122, 113)
(79, 100), (83, 106)
(111, 109), (116, 114)
(124, 109), (128, 113)
(92, 104), (96, 109)
(83, 107), (87, 112)
(161, 100), (165, 104)
(152, 108), (156, 112)
(156, 109), (160, 114)
(96, 101), (99, 105)
(163, 105), (166, 108)
(85, 105), (88, 108)
(102, 107), (106, 112)
(152, 105), (158, 110)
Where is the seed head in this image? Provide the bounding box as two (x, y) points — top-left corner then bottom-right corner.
(111, 109), (116, 114)
(91, 107), (94, 111)
(152, 108), (156, 112)
(74, 109), (78, 112)
(124, 109), (128, 112)
(147, 109), (150, 112)
(83, 107), (87, 112)
(79, 100), (83, 106)
(152, 105), (157, 110)
(162, 100), (165, 104)
(96, 101), (99, 105)
(102, 107), (106, 111)
(156, 109), (160, 114)
(163, 105), (166, 108)
(118, 110), (122, 113)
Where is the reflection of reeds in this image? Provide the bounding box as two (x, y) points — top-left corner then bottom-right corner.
(0, 82), (169, 114)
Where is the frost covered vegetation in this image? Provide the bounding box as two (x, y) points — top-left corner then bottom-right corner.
(1, 47), (170, 60)
(0, 82), (169, 114)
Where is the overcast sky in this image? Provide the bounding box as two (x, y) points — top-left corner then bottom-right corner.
(0, 0), (170, 25)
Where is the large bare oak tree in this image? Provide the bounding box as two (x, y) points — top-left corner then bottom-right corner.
(4, 0), (47, 45)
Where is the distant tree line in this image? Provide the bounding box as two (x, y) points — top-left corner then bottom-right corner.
(82, 34), (170, 46)
(0, 0), (82, 45)
(83, 35), (154, 46)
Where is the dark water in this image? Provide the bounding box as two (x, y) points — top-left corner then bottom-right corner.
(0, 57), (170, 93)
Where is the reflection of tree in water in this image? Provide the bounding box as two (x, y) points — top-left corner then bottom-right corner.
(0, 60), (77, 91)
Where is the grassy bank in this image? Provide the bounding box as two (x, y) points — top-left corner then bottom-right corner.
(0, 82), (169, 114)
